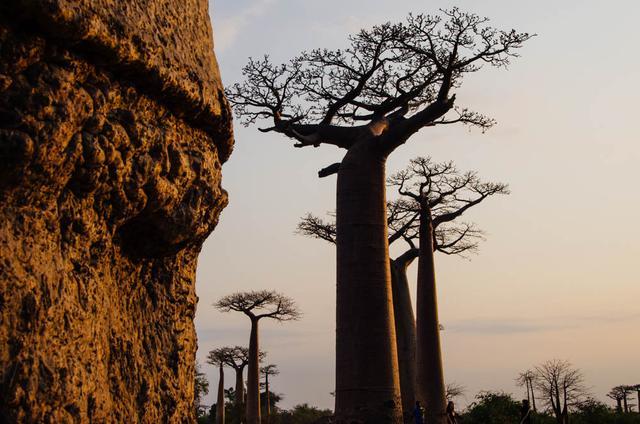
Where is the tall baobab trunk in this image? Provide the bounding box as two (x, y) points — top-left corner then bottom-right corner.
(335, 143), (402, 423)
(637, 389), (640, 414)
(390, 252), (418, 422)
(530, 379), (537, 412)
(247, 318), (261, 424)
(265, 373), (271, 424)
(234, 367), (245, 423)
(217, 364), (225, 424)
(615, 398), (622, 413)
(623, 392), (628, 413)
(415, 200), (447, 424)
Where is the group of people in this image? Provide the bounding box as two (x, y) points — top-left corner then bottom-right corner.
(412, 401), (458, 424)
(411, 399), (532, 424)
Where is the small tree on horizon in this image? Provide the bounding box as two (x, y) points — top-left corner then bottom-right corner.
(227, 8), (531, 422)
(216, 291), (301, 424)
(533, 359), (589, 424)
(516, 369), (538, 412)
(261, 364), (280, 423)
(207, 347), (234, 424)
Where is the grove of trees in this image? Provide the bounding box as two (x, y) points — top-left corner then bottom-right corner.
(227, 7), (531, 423)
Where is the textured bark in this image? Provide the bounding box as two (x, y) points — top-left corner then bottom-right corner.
(415, 202), (447, 424)
(247, 319), (261, 424)
(335, 142), (402, 423)
(217, 365), (225, 424)
(0, 1), (233, 422)
(390, 258), (417, 422)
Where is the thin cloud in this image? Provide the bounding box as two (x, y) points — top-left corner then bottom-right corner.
(212, 0), (278, 52)
(446, 312), (640, 335)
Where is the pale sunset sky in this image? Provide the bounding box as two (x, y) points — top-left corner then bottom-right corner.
(195, 0), (640, 410)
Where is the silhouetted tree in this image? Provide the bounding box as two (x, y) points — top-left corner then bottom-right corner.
(207, 348), (234, 424)
(227, 8), (531, 422)
(261, 364), (280, 423)
(389, 157), (508, 423)
(534, 359), (589, 424)
(299, 159), (499, 420)
(216, 291), (301, 424)
(445, 383), (466, 402)
(220, 346), (267, 424)
(607, 386), (626, 413)
(194, 361), (210, 418)
(517, 370), (538, 412)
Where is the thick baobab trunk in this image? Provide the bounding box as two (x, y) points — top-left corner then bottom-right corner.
(415, 202), (447, 424)
(335, 142), (402, 423)
(265, 374), (271, 424)
(247, 319), (261, 424)
(217, 365), (225, 424)
(234, 367), (245, 423)
(390, 255), (418, 422)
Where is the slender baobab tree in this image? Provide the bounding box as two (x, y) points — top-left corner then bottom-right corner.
(207, 347), (234, 424)
(260, 364), (280, 423)
(223, 346), (266, 423)
(227, 9), (531, 421)
(516, 370), (538, 412)
(607, 386), (625, 413)
(216, 291), (300, 424)
(533, 359), (589, 424)
(299, 157), (500, 421)
(388, 157), (508, 424)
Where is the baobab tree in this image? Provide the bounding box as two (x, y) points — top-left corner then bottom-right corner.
(607, 386), (626, 413)
(216, 291), (300, 424)
(388, 157), (508, 424)
(261, 364), (280, 423)
(227, 9), (531, 422)
(445, 383), (465, 402)
(299, 157), (503, 421)
(533, 359), (589, 424)
(221, 346), (266, 424)
(207, 347), (234, 424)
(516, 370), (538, 412)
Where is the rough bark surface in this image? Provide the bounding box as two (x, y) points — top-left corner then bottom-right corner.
(0, 1), (233, 422)
(335, 143), (402, 423)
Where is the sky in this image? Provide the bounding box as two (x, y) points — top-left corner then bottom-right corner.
(195, 0), (640, 411)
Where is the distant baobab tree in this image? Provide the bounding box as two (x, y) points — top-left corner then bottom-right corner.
(516, 369), (538, 412)
(216, 291), (300, 424)
(607, 386), (626, 413)
(445, 382), (466, 402)
(260, 364), (280, 423)
(608, 385), (637, 413)
(207, 347), (234, 424)
(389, 157), (508, 423)
(299, 157), (504, 420)
(220, 346), (266, 424)
(227, 7), (531, 421)
(533, 359), (589, 424)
